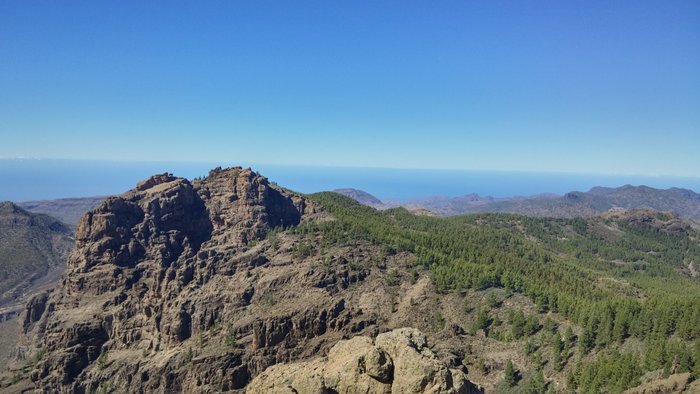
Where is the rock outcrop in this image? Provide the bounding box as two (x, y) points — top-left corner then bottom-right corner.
(248, 327), (480, 394)
(18, 167), (321, 392)
(15, 167), (480, 393)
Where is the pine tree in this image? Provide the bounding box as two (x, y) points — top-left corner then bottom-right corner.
(511, 311), (526, 339)
(471, 308), (491, 335)
(579, 322), (596, 354)
(693, 339), (700, 378)
(563, 326), (575, 348)
(504, 359), (519, 387)
(525, 370), (547, 394)
(525, 315), (540, 336)
(552, 334), (565, 371)
(543, 318), (558, 334)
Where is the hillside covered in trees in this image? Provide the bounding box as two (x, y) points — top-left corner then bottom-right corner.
(299, 192), (700, 392)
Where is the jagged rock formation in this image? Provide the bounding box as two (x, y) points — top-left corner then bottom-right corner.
(248, 327), (481, 394)
(16, 167), (478, 393)
(19, 167), (313, 392)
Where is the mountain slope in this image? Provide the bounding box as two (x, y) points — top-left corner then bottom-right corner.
(332, 188), (383, 206)
(17, 197), (106, 227)
(467, 185), (700, 219)
(0, 202), (73, 375)
(7, 168), (700, 393)
(0, 202), (73, 313)
(566, 185), (700, 218)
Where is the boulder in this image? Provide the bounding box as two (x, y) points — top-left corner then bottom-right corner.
(248, 327), (481, 394)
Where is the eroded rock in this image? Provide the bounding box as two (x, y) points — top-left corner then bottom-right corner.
(248, 327), (482, 394)
(20, 167), (321, 392)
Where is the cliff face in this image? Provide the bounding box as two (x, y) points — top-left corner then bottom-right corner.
(20, 167), (321, 392)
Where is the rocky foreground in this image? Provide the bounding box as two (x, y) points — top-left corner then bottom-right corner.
(248, 327), (478, 393)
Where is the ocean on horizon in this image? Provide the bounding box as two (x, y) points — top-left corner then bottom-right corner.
(1, 159), (698, 202)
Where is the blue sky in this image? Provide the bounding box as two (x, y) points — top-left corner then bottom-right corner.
(1, 1), (698, 176)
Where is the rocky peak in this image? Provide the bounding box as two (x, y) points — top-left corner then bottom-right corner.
(20, 167), (319, 391)
(198, 167), (307, 244)
(69, 167), (309, 273)
(135, 173), (179, 192)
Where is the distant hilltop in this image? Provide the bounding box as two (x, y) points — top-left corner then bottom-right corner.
(0, 202), (73, 319)
(16, 196), (106, 226)
(334, 184), (700, 221)
(332, 188), (383, 207)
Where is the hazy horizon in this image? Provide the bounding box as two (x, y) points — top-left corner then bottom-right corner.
(2, 158), (699, 202)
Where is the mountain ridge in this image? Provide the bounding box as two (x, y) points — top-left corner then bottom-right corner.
(335, 184), (700, 220)
(17, 196), (106, 227)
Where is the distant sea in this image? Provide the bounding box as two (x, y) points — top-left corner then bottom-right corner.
(1, 159), (698, 202)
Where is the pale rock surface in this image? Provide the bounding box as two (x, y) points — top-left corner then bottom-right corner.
(248, 327), (480, 394)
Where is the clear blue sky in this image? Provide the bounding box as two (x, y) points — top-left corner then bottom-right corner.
(1, 1), (698, 176)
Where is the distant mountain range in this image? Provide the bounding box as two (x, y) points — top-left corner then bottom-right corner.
(335, 185), (700, 220)
(17, 196), (106, 226)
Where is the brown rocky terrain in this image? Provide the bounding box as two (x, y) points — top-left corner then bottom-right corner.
(7, 167), (481, 393)
(248, 327), (480, 393)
